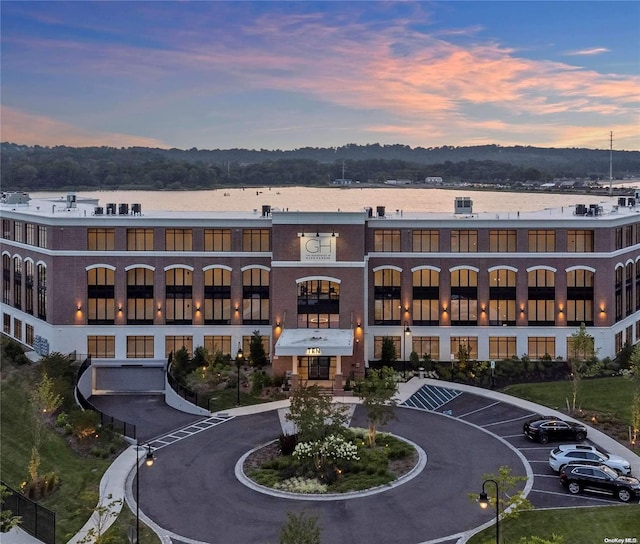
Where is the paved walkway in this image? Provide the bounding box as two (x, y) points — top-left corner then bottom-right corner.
(5, 379), (639, 544)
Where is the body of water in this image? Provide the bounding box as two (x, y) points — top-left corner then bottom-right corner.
(31, 187), (620, 214)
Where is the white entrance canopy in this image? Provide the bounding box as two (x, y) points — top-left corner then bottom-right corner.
(275, 329), (354, 357)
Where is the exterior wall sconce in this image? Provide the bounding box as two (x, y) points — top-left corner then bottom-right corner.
(331, 231), (336, 237)
(76, 304), (82, 312)
(404, 305), (410, 313)
(275, 321), (281, 328)
(404, 322), (411, 335)
(558, 307), (564, 314)
(356, 321), (362, 329)
(600, 306), (606, 314)
(442, 306), (448, 313)
(195, 305), (201, 313)
(157, 304), (162, 312)
(118, 305), (123, 313)
(235, 306), (240, 313)
(316, 231), (320, 237)
(480, 306), (486, 314)
(520, 306), (526, 314)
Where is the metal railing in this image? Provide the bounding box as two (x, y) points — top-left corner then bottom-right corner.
(1, 481), (56, 544)
(166, 362), (213, 411)
(75, 356), (137, 439)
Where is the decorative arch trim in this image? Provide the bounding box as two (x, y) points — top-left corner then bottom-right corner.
(410, 265), (441, 273)
(86, 264), (116, 271)
(163, 264), (194, 272)
(526, 265), (557, 273)
(449, 265), (480, 273)
(124, 264), (156, 272)
(372, 265), (402, 273)
(240, 264), (271, 272)
(296, 276), (341, 284)
(488, 265), (518, 273)
(565, 265), (596, 273)
(203, 264), (233, 272)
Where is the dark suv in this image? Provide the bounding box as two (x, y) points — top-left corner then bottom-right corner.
(523, 417), (587, 444)
(560, 464), (640, 502)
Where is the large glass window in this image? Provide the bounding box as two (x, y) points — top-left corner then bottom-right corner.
(528, 230), (555, 252)
(489, 230), (516, 252)
(412, 269), (439, 325)
(450, 269), (478, 325)
(567, 230), (594, 252)
(297, 279), (340, 328)
(615, 266), (623, 322)
(13, 318), (22, 341)
(374, 269), (401, 324)
(528, 269), (555, 325)
(374, 230), (401, 252)
(528, 337), (556, 359)
(413, 336), (439, 359)
(37, 226), (47, 249)
(127, 268), (155, 324)
(127, 336), (154, 358)
(26, 224), (36, 246)
(127, 229), (154, 251)
(26, 323), (34, 347)
(88, 228), (115, 250)
(636, 262), (640, 311)
(625, 225), (633, 247)
(450, 337), (478, 360)
(242, 268), (270, 324)
(489, 337), (517, 359)
(37, 264), (47, 320)
(412, 230), (439, 252)
(2, 255), (9, 304)
(205, 229), (231, 251)
(87, 267), (115, 324)
(166, 229), (193, 251)
(625, 263), (633, 318)
(166, 336), (193, 358)
(165, 268), (193, 324)
(242, 229), (270, 251)
(12, 257), (22, 310)
(2, 220), (10, 239)
(204, 335), (232, 357)
(14, 221), (23, 243)
(488, 269), (516, 326)
(451, 230), (477, 252)
(567, 269), (594, 325)
(88, 336), (116, 358)
(373, 336), (400, 359)
(25, 260), (33, 315)
(204, 267), (231, 324)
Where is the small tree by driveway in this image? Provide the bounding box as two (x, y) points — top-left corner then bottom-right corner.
(355, 367), (398, 447)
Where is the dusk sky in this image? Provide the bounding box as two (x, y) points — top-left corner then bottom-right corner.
(1, 1), (639, 151)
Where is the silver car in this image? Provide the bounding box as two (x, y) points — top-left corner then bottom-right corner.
(549, 444), (632, 475)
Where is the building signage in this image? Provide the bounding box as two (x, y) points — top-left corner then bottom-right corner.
(300, 234), (336, 262)
(306, 347), (322, 356)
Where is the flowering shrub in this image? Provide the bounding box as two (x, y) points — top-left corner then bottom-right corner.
(274, 476), (328, 494)
(293, 434), (360, 474)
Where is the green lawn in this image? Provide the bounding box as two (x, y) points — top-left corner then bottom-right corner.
(502, 376), (634, 424)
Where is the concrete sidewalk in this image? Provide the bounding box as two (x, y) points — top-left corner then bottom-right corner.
(10, 378), (638, 544)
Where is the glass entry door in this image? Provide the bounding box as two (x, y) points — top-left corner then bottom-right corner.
(308, 356), (331, 379)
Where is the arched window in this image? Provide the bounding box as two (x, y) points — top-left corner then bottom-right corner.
(528, 269), (555, 325)
(25, 260), (34, 315)
(165, 267), (193, 325)
(297, 279), (340, 328)
(127, 267), (155, 324)
(242, 267), (270, 325)
(412, 268), (439, 325)
(13, 256), (22, 310)
(488, 269), (516, 326)
(2, 254), (10, 305)
(374, 268), (401, 325)
(567, 269), (594, 326)
(450, 268), (478, 326)
(204, 267), (231, 324)
(37, 263), (47, 320)
(87, 267), (115, 324)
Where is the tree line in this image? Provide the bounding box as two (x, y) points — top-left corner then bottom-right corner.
(1, 142), (639, 192)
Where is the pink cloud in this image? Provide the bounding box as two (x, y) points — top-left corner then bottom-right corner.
(0, 106), (167, 148)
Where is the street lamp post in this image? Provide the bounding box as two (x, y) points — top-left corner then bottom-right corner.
(478, 478), (500, 544)
(403, 322), (411, 379)
(136, 442), (154, 544)
(450, 353), (455, 382)
(236, 343), (244, 406)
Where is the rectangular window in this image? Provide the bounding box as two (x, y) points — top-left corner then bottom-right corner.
(204, 335), (232, 357)
(3, 313), (10, 334)
(528, 337), (555, 359)
(374, 229), (401, 252)
(615, 228), (623, 250)
(241, 335), (270, 357)
(127, 336), (154, 358)
(373, 336), (401, 360)
(489, 337), (517, 359)
(489, 230), (516, 252)
(625, 225), (633, 247)
(165, 336), (193, 358)
(25, 324), (34, 347)
(528, 230), (555, 252)
(412, 230), (439, 252)
(450, 337), (478, 360)
(412, 336), (439, 359)
(88, 336), (116, 358)
(88, 228), (116, 251)
(204, 229), (231, 251)
(242, 229), (270, 251)
(2, 219), (11, 240)
(615, 331), (623, 353)
(567, 336), (594, 361)
(37, 226), (47, 248)
(127, 229), (154, 251)
(567, 230), (594, 252)
(451, 230), (478, 252)
(13, 318), (22, 341)
(26, 224), (36, 245)
(14, 221), (23, 243)
(166, 229), (193, 251)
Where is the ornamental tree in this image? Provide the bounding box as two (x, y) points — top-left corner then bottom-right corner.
(355, 367), (398, 447)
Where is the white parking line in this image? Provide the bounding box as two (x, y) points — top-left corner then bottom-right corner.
(458, 401), (501, 418)
(530, 488), (624, 503)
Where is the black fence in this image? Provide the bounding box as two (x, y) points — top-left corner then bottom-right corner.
(75, 356), (137, 439)
(167, 363), (213, 411)
(1, 481), (56, 544)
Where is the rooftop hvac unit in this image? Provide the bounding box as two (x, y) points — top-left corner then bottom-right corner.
(364, 207), (373, 217)
(628, 198), (636, 207)
(94, 206), (104, 215)
(118, 203), (129, 215)
(454, 197), (473, 214)
(618, 197), (627, 207)
(575, 204), (586, 215)
(262, 205), (271, 217)
(131, 203), (142, 215)
(376, 206), (385, 217)
(66, 193), (77, 208)
(106, 203), (116, 215)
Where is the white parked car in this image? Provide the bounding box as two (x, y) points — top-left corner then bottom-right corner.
(549, 444), (632, 475)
